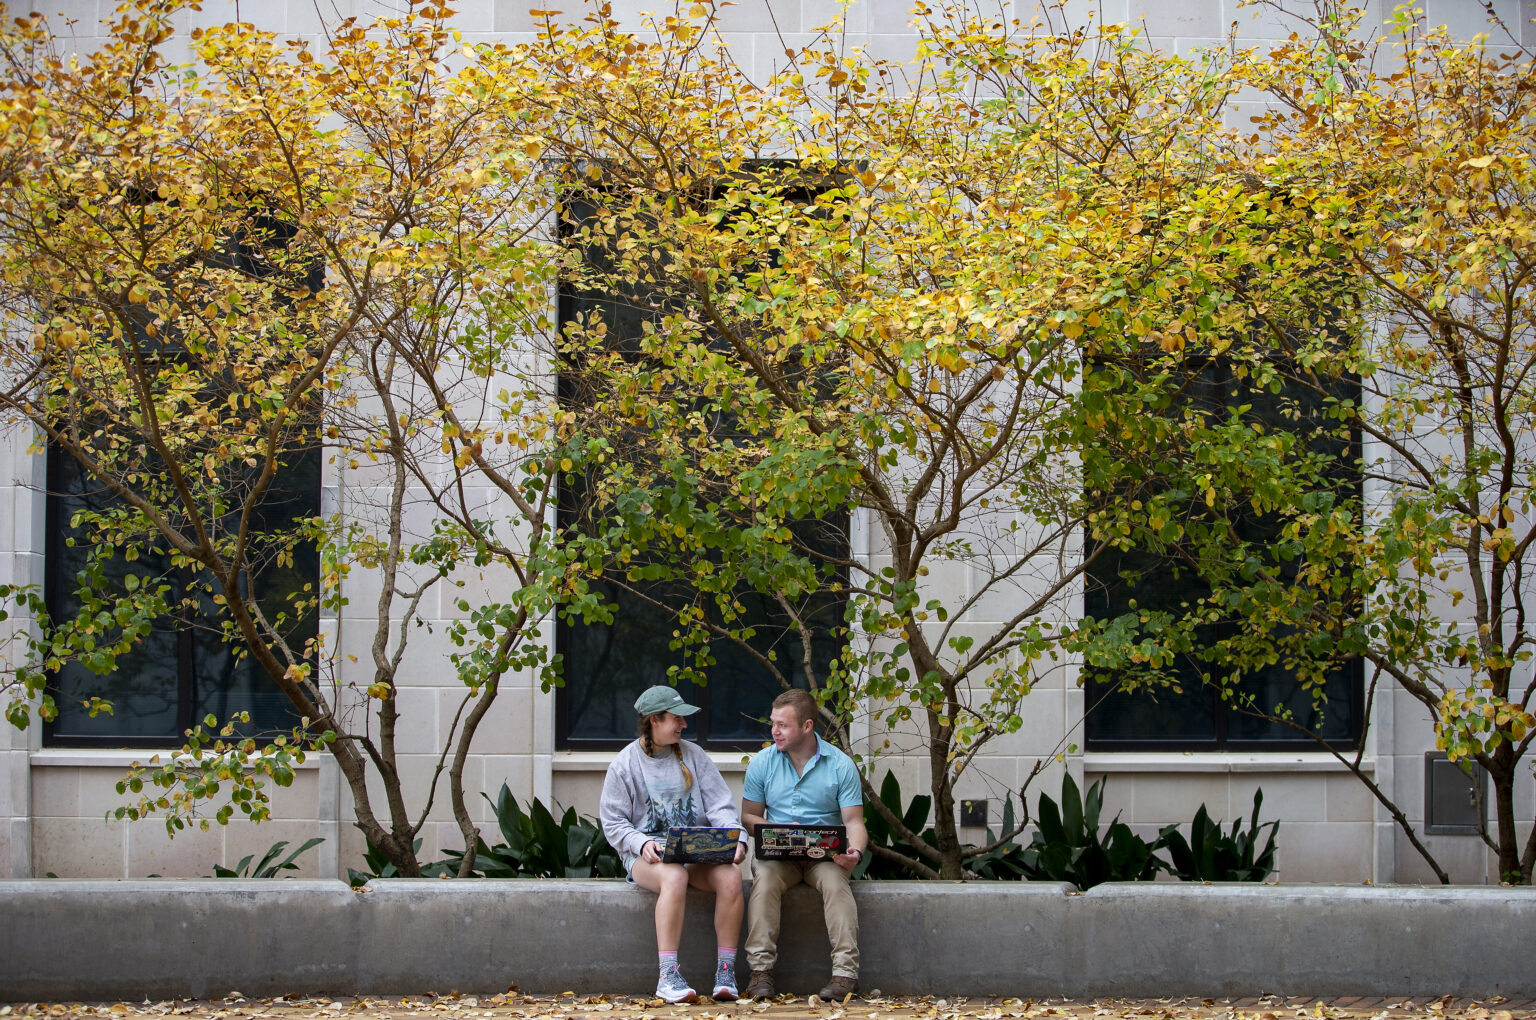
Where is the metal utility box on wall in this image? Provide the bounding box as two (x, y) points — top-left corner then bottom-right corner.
(1424, 752), (1486, 834)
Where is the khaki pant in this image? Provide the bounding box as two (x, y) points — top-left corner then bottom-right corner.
(745, 858), (860, 979)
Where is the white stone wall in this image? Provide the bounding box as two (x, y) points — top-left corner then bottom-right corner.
(2, 0), (1531, 882)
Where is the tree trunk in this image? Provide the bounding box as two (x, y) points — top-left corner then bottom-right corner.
(1489, 742), (1523, 883)
(926, 704), (964, 880)
(217, 563), (423, 877)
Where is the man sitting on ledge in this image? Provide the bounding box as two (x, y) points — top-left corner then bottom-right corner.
(740, 688), (868, 1001)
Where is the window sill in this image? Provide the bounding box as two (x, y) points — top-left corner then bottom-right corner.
(29, 748), (322, 769)
(550, 749), (754, 772)
(1082, 751), (1373, 774)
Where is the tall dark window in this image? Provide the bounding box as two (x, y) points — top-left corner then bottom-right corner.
(555, 183), (848, 750)
(42, 209), (323, 747)
(1084, 358), (1363, 750)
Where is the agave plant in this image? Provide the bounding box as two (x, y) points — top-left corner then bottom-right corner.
(1018, 774), (1160, 889)
(1156, 789), (1279, 883)
(213, 837), (324, 879)
(437, 784), (622, 879)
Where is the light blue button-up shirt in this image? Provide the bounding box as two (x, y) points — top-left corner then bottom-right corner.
(743, 735), (862, 825)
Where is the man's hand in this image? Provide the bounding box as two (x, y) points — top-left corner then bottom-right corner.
(838, 804), (868, 873)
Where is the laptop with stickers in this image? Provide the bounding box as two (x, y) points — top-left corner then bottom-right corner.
(752, 823), (848, 861)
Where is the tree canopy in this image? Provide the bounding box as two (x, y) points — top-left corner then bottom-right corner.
(2, 0), (1534, 883)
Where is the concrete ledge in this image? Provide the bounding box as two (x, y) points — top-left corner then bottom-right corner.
(1, 880), (1533, 1000)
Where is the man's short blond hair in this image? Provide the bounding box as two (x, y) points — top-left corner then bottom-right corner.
(772, 688), (818, 725)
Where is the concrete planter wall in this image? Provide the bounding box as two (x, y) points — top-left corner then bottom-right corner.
(2, 880), (1532, 1001)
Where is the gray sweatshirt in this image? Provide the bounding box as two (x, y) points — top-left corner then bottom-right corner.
(600, 738), (744, 873)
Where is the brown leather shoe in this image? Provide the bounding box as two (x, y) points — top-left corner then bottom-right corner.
(744, 970), (775, 1000)
(817, 975), (858, 1001)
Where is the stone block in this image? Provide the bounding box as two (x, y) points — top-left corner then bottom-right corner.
(0, 708), (39, 752)
(264, 767), (323, 821)
(1, 816), (30, 878)
(437, 556), (538, 621)
(550, 769), (606, 820)
(1074, 883), (1536, 996)
(1125, 772), (1231, 827)
(76, 763), (150, 820)
(29, 766), (81, 818)
(1126, 0), (1225, 39)
(817, 0), (870, 33)
(597, 0), (685, 30)
(0, 750), (26, 816)
(715, 0), (802, 34)
(442, 0), (494, 31)
(379, 685), (443, 756)
(1038, 0), (1131, 29)
(336, 824), (370, 877)
(8, 477), (45, 562)
(30, 816), (125, 877)
(1396, 832), (1490, 885)
(1228, 773), (1325, 823)
(0, 879), (361, 999)
(1271, 821), (1372, 883)
(962, 563), (1041, 628)
(286, 0), (360, 35)
(1391, 699), (1442, 749)
(976, 694), (1065, 759)
(1425, 0), (1520, 42)
(478, 755), (537, 816)
(441, 682), (535, 758)
(127, 818), (226, 878)
(1083, 769), (1134, 824)
(1325, 772), (1375, 823)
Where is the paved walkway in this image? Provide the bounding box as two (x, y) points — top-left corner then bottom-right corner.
(1, 994), (1532, 1020)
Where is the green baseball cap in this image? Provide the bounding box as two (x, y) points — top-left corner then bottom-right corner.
(634, 685), (701, 717)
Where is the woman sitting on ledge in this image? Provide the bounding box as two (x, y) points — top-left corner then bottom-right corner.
(600, 685), (748, 1004)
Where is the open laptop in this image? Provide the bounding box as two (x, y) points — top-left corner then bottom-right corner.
(660, 825), (743, 864)
(752, 823), (848, 861)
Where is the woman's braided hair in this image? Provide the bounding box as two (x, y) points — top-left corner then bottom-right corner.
(639, 713), (694, 790)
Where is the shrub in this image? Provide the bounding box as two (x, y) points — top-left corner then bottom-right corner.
(855, 771), (939, 879)
(1017, 774), (1161, 889)
(858, 772), (1281, 888)
(438, 784), (622, 879)
(348, 838), (454, 886)
(1156, 789), (1279, 882)
(213, 837), (324, 878)
(857, 770), (1030, 879)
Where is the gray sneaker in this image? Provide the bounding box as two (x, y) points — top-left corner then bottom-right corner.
(656, 963), (698, 1004)
(711, 960), (739, 1002)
